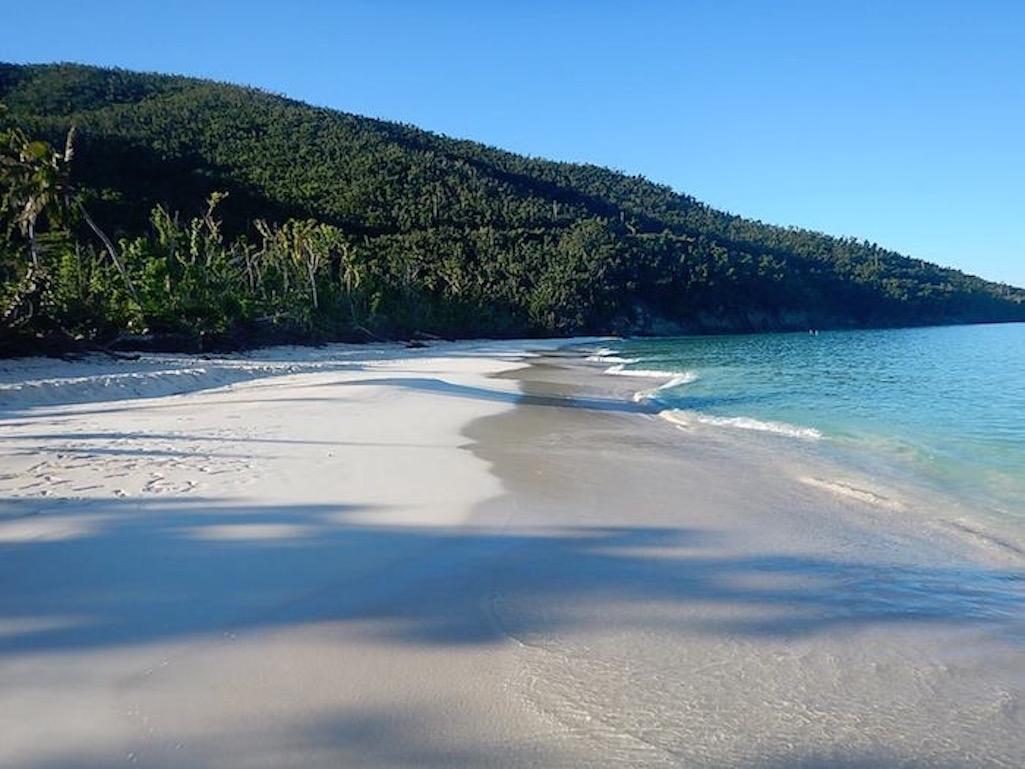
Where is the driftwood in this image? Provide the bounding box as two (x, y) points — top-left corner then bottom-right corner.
(354, 324), (387, 343)
(92, 343), (140, 361)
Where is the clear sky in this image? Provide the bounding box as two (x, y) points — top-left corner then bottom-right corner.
(6, 1), (1023, 286)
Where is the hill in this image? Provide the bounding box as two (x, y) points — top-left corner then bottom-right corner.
(1, 62), (1022, 350)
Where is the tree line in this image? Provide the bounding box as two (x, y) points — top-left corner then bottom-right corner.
(1, 63), (1022, 354)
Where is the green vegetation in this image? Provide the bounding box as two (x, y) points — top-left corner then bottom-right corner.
(1, 62), (1022, 354)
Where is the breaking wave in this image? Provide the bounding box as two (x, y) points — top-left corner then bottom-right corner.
(632, 373), (700, 402)
(659, 409), (823, 440)
(603, 364), (686, 378)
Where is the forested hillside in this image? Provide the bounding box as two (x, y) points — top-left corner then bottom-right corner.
(2, 62), (1022, 352)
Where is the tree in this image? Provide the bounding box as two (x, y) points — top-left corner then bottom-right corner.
(0, 113), (69, 323)
(1, 116), (138, 326)
(2, 63), (1024, 350)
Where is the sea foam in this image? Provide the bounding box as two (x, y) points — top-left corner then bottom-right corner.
(659, 409), (823, 440)
(587, 355), (640, 364)
(603, 364), (686, 378)
(798, 476), (904, 509)
(585, 348), (640, 364)
(632, 373), (700, 402)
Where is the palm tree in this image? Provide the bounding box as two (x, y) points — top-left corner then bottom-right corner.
(0, 119), (68, 323)
(0, 124), (64, 268)
(1, 120), (138, 324)
(61, 127), (139, 304)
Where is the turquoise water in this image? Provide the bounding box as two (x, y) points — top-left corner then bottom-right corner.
(603, 323), (1025, 521)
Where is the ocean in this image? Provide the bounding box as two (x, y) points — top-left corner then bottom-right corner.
(590, 322), (1025, 527)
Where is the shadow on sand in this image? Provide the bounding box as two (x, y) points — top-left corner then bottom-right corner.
(4, 370), (1025, 767)
(2, 495), (1023, 657)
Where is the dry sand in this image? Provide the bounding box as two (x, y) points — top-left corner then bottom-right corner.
(0, 342), (1023, 768)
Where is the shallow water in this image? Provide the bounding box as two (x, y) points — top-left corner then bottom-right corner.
(599, 323), (1025, 523)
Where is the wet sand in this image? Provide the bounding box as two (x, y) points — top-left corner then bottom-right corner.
(463, 352), (1025, 767)
(0, 343), (1023, 767)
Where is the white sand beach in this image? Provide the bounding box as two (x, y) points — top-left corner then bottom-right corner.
(1, 342), (1023, 768)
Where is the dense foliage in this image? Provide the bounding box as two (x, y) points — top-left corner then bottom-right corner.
(1, 62), (1022, 353)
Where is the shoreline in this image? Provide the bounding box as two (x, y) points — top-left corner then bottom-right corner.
(0, 341), (574, 767)
(465, 350), (1025, 765)
(0, 341), (1023, 766)
(573, 338), (1025, 565)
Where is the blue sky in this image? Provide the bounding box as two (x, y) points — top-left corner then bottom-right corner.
(6, 1), (1023, 286)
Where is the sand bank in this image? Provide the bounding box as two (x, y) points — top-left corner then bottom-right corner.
(1, 342), (1023, 767)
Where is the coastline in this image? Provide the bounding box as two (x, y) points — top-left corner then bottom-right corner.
(466, 350), (1025, 765)
(0, 341), (1022, 767)
(0, 340), (579, 767)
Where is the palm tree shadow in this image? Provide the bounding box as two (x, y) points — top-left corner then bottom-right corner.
(1, 495), (1022, 657)
(8, 698), (980, 769)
